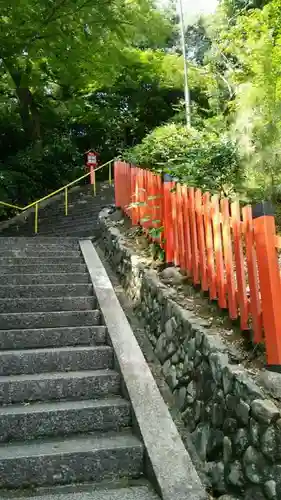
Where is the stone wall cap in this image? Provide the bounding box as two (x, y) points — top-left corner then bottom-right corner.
(80, 240), (208, 500)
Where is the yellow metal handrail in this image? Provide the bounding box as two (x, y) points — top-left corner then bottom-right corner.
(0, 158), (114, 233)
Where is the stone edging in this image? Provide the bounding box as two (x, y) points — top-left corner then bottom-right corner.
(80, 239), (207, 500)
(99, 208), (281, 500)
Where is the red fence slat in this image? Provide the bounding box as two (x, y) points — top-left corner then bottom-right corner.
(182, 185), (192, 275)
(212, 195), (227, 309)
(221, 198), (237, 319)
(231, 201), (249, 330)
(242, 206), (263, 343)
(114, 161), (281, 369)
(203, 192), (217, 300)
(195, 189), (208, 291)
(189, 187), (200, 284)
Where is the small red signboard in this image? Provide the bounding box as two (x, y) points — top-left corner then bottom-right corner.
(86, 151), (98, 167)
(85, 150), (99, 193)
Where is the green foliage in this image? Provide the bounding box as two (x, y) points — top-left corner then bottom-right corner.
(125, 123), (241, 195)
(0, 0), (181, 209)
(69, 49), (185, 159)
(206, 0), (281, 199)
(0, 0), (172, 143)
(0, 134), (82, 208)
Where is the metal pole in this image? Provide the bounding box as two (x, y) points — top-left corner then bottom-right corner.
(179, 0), (191, 128)
(34, 203), (38, 234)
(65, 187), (68, 216)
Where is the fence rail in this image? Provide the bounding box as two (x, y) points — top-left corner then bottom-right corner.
(114, 161), (281, 371)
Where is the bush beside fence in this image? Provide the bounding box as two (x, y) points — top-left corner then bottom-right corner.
(114, 160), (281, 370)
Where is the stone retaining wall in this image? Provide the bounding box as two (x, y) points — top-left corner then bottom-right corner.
(100, 210), (281, 500)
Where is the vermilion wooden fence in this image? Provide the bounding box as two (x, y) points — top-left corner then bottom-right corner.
(114, 161), (281, 370)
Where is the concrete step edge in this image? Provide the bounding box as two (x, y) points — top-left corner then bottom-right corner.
(0, 396), (130, 416)
(0, 310), (102, 330)
(0, 368), (118, 383)
(0, 296), (96, 313)
(1, 274), (91, 285)
(0, 430), (142, 459)
(0, 325), (107, 350)
(0, 397), (131, 443)
(0, 345), (113, 375)
(0, 284), (94, 298)
(0, 369), (121, 404)
(0, 431), (143, 488)
(1, 484), (159, 500)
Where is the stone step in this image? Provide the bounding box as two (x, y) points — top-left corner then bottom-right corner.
(3, 209), (102, 232)
(36, 224), (99, 234)
(0, 345), (113, 376)
(38, 231), (99, 238)
(38, 213), (103, 225)
(3, 273), (91, 285)
(0, 237), (80, 248)
(38, 230), (99, 238)
(0, 296), (96, 313)
(0, 431), (143, 488)
(0, 250), (80, 257)
(0, 283), (93, 298)
(0, 326), (107, 350)
(0, 263), (87, 274)
(0, 310), (101, 330)
(0, 256), (83, 265)
(0, 369), (120, 404)
(0, 397), (131, 442)
(2, 484), (159, 500)
(37, 214), (100, 222)
(41, 200), (111, 215)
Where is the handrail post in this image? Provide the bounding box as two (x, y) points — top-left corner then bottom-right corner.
(252, 201), (281, 371)
(65, 187), (68, 216)
(93, 171), (96, 196)
(34, 203), (39, 234)
(109, 161), (112, 186)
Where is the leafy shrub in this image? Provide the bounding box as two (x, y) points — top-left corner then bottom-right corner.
(124, 123), (242, 195)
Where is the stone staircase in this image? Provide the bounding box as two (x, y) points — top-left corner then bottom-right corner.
(0, 183), (114, 238)
(0, 236), (159, 499)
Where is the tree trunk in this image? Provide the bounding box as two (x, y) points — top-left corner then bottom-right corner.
(15, 86), (41, 141)
(4, 61), (41, 142)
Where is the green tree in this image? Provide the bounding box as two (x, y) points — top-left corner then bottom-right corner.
(0, 0), (171, 142)
(69, 49), (185, 159)
(210, 0), (281, 198)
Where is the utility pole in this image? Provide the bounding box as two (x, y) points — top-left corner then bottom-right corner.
(179, 0), (191, 127)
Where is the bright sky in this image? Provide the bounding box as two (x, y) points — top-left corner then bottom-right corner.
(159, 0), (218, 18)
(182, 0), (218, 16)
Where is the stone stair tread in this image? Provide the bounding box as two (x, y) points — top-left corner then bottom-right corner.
(0, 396), (131, 443)
(0, 368), (117, 383)
(0, 345), (113, 376)
(3, 273), (91, 285)
(0, 240), (80, 248)
(0, 369), (120, 404)
(0, 250), (80, 256)
(0, 325), (107, 350)
(0, 257), (83, 264)
(0, 345), (110, 356)
(0, 430), (142, 459)
(4, 485), (159, 500)
(0, 264), (87, 274)
(0, 284), (93, 298)
(0, 296), (96, 313)
(0, 396), (129, 416)
(0, 309), (101, 330)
